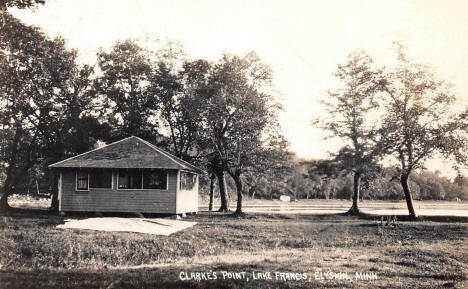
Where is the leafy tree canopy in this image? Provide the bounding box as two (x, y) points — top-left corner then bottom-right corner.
(0, 0), (45, 10)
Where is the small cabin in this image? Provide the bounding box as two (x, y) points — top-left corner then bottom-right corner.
(49, 136), (204, 215)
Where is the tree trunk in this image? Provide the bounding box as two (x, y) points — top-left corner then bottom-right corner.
(50, 173), (59, 211)
(35, 178), (40, 194)
(208, 173), (215, 211)
(0, 172), (13, 212)
(216, 170), (229, 212)
(249, 186), (256, 199)
(400, 173), (417, 219)
(50, 191), (58, 210)
(347, 172), (361, 215)
(0, 187), (11, 212)
(234, 176), (243, 215)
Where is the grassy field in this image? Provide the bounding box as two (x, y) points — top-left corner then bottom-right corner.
(0, 204), (467, 289)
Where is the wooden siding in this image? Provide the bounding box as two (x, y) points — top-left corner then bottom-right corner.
(176, 171), (199, 214)
(60, 169), (177, 213)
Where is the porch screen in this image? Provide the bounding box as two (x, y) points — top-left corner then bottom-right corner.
(180, 172), (196, 191)
(89, 169), (112, 188)
(118, 169), (142, 189)
(143, 169), (167, 189)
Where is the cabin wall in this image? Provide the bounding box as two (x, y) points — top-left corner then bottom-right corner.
(176, 171), (199, 214)
(60, 169), (177, 213)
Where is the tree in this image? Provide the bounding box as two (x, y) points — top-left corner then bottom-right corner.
(46, 62), (110, 209)
(149, 50), (222, 210)
(454, 173), (468, 200)
(314, 51), (389, 215)
(454, 173), (468, 188)
(202, 52), (287, 214)
(154, 57), (218, 211)
(0, 0), (45, 11)
(96, 40), (160, 143)
(382, 44), (468, 218)
(0, 13), (99, 210)
(242, 150), (294, 200)
(151, 57), (210, 159)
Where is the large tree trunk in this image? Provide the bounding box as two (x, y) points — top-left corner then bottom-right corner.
(216, 170), (229, 212)
(0, 187), (11, 212)
(0, 173), (12, 212)
(400, 173), (417, 219)
(50, 172), (59, 211)
(208, 173), (215, 211)
(347, 172), (361, 215)
(234, 176), (243, 215)
(50, 192), (58, 211)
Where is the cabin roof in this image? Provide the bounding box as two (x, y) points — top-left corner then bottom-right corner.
(48, 136), (204, 174)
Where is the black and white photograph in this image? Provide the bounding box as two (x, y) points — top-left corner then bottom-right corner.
(0, 0), (467, 288)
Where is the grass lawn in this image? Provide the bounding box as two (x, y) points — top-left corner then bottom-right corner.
(0, 208), (467, 288)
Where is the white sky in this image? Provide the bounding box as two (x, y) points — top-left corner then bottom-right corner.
(11, 0), (468, 179)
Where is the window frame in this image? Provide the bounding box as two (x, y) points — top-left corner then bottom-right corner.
(117, 169), (143, 190)
(179, 170), (198, 191)
(75, 170), (89, 191)
(117, 169), (168, 191)
(89, 169), (113, 190)
(142, 169), (168, 190)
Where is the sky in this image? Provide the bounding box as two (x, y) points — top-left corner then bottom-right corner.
(10, 0), (468, 178)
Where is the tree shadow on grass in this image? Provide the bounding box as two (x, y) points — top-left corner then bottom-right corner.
(0, 206), (160, 220)
(3, 206), (468, 224)
(197, 210), (468, 224)
(0, 206), (57, 218)
(353, 212), (468, 223)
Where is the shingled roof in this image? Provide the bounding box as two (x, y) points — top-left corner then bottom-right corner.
(49, 136), (204, 174)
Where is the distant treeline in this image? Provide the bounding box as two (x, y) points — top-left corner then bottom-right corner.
(199, 160), (468, 201)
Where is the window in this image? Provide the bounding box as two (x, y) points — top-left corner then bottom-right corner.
(76, 170), (89, 191)
(143, 169), (167, 189)
(89, 169), (112, 189)
(180, 172), (197, 191)
(117, 169), (167, 190)
(118, 169), (142, 189)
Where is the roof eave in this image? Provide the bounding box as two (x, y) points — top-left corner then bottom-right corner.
(47, 136), (206, 174)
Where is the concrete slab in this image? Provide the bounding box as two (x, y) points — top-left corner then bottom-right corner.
(56, 217), (197, 236)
